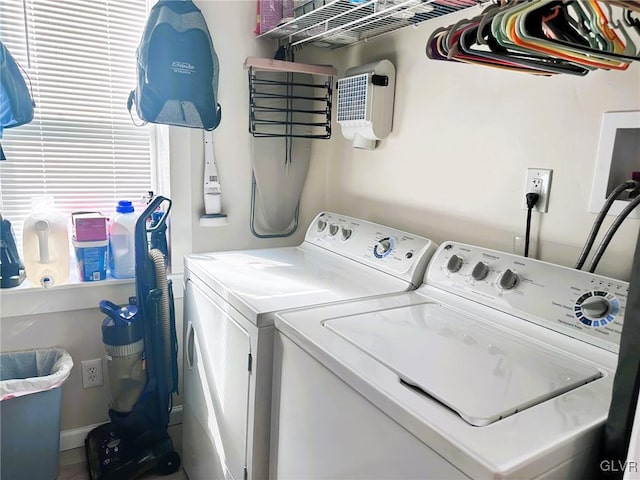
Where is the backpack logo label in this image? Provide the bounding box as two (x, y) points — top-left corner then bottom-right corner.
(171, 61), (195, 75)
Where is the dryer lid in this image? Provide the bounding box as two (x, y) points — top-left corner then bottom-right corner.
(324, 303), (602, 426)
(185, 245), (409, 326)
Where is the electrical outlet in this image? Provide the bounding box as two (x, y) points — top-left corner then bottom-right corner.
(523, 168), (553, 213)
(81, 358), (104, 388)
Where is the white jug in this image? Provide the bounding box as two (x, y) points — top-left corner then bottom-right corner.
(22, 196), (70, 287)
(108, 200), (138, 279)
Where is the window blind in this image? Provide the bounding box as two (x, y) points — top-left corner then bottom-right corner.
(0, 0), (152, 247)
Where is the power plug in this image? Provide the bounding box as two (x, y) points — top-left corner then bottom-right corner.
(523, 168), (553, 213)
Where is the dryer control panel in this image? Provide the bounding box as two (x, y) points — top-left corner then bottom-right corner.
(305, 212), (437, 287)
(426, 242), (629, 353)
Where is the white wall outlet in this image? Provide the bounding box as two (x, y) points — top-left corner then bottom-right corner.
(523, 168), (553, 213)
(81, 358), (104, 388)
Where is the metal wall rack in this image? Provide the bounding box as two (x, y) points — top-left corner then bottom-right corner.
(244, 57), (336, 139)
(258, 0), (485, 48)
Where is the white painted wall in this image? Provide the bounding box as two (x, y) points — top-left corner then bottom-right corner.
(301, 9), (640, 281)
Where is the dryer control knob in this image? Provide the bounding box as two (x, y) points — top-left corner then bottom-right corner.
(499, 269), (519, 290)
(581, 296), (610, 318)
(471, 262), (489, 281)
(328, 224), (340, 236)
(316, 218), (327, 232)
(341, 227), (353, 241)
(446, 254), (464, 273)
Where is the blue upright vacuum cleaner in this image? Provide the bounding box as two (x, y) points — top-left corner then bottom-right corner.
(85, 196), (180, 479)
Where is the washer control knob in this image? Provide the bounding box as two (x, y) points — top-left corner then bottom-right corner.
(499, 269), (519, 290)
(581, 296), (610, 318)
(446, 254), (464, 273)
(376, 238), (392, 254)
(328, 224), (339, 236)
(316, 218), (327, 232)
(471, 262), (489, 281)
(341, 227), (353, 241)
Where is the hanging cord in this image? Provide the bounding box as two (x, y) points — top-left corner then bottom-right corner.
(22, 0), (31, 69)
(588, 192), (640, 273)
(524, 192), (539, 257)
(575, 180), (639, 269)
(18, 0), (35, 109)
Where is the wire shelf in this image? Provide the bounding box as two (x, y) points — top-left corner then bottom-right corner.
(258, 0), (485, 48)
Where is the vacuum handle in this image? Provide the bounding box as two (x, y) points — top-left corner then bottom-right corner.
(135, 195), (171, 269)
(136, 196), (171, 237)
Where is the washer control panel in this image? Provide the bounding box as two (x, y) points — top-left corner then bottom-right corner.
(305, 212), (437, 286)
(427, 242), (629, 353)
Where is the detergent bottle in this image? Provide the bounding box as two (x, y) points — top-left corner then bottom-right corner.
(108, 200), (138, 279)
(22, 196), (70, 288)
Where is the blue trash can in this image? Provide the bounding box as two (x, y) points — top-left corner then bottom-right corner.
(0, 348), (73, 480)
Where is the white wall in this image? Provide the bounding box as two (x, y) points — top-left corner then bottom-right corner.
(301, 9), (640, 281)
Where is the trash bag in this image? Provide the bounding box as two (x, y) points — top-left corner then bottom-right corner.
(0, 348), (73, 401)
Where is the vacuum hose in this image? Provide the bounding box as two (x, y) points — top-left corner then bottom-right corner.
(150, 248), (173, 392)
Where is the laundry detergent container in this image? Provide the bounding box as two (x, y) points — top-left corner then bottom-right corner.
(0, 348), (73, 480)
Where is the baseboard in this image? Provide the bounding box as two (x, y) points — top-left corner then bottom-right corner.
(60, 404), (183, 451)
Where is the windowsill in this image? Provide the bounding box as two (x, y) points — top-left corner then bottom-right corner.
(0, 273), (184, 318)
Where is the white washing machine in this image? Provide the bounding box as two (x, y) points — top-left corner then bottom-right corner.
(271, 241), (629, 479)
(182, 212), (437, 480)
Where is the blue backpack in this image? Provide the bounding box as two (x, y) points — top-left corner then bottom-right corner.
(127, 0), (221, 130)
(0, 41), (35, 138)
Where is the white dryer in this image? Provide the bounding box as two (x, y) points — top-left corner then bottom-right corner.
(182, 212), (437, 480)
(272, 241), (629, 479)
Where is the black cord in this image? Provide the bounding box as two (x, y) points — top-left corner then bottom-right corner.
(588, 194), (640, 273)
(524, 192), (539, 258)
(525, 208), (533, 257)
(576, 180), (639, 270)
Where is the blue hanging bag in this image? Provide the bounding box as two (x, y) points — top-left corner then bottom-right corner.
(0, 41), (35, 138)
(127, 0), (221, 131)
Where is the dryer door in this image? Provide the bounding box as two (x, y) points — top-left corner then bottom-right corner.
(183, 280), (251, 480)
